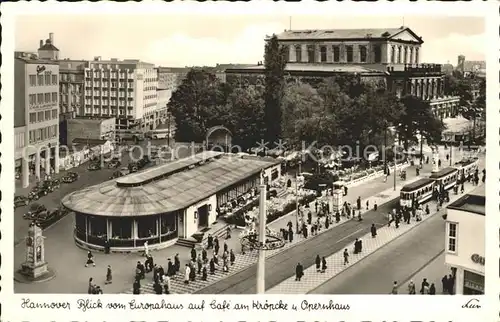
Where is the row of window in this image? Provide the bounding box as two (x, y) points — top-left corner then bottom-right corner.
(84, 107), (130, 116)
(28, 125), (58, 144)
(28, 92), (58, 106)
(290, 44), (382, 64)
(86, 71), (132, 78)
(29, 74), (58, 87)
(28, 109), (59, 124)
(85, 99), (133, 106)
(85, 81), (134, 88)
(84, 91), (132, 97)
(60, 74), (84, 82)
(59, 95), (81, 104)
(60, 83), (83, 93)
(144, 94), (157, 100)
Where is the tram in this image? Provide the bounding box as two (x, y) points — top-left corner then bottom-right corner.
(400, 178), (435, 208)
(429, 167), (459, 191)
(453, 157), (479, 182)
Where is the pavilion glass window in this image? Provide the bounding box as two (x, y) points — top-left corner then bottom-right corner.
(307, 45), (315, 63)
(320, 46), (327, 62)
(359, 46), (367, 63)
(75, 213), (86, 234)
(346, 46), (353, 63)
(373, 45), (382, 63)
(110, 217), (132, 239)
(160, 213), (177, 236)
(88, 216), (107, 238)
(295, 45), (302, 62)
(333, 46), (340, 62)
(138, 216), (158, 238)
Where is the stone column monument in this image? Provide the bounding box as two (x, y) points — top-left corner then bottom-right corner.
(20, 223), (49, 279)
(431, 146), (440, 173)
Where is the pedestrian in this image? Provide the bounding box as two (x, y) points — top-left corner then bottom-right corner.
(201, 265), (208, 281)
(295, 262), (304, 281)
(191, 245), (197, 262)
(174, 253), (180, 273)
(88, 277), (94, 294)
(335, 211), (340, 223)
(371, 223), (377, 237)
(132, 278), (141, 294)
(321, 257), (327, 273)
(447, 274), (454, 295)
(343, 249), (349, 265)
(357, 197), (361, 210)
(214, 241), (220, 256)
(230, 249), (235, 266)
(167, 258), (174, 276)
(366, 200), (369, 210)
(408, 280), (416, 294)
(429, 283), (436, 295)
(374, 201), (378, 211)
(420, 278), (429, 294)
(288, 229), (293, 243)
(197, 254), (203, 274)
(163, 275), (171, 294)
(85, 251), (96, 267)
(207, 234), (213, 249)
(202, 248), (208, 263)
(353, 238), (359, 254)
(214, 236), (219, 251)
(222, 257), (229, 272)
(226, 226), (231, 239)
(315, 255), (321, 272)
(105, 265), (112, 284)
(303, 225), (308, 239)
(104, 240), (110, 254)
(357, 210), (363, 222)
(144, 241), (149, 257)
(154, 280), (163, 294)
(395, 215), (400, 228)
(224, 242), (228, 253)
(184, 264), (191, 284)
(209, 258), (216, 274)
(391, 281), (398, 294)
(441, 275), (448, 294)
(325, 216), (330, 229)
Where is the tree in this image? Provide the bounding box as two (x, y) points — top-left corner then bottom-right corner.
(226, 86), (265, 152)
(398, 96), (445, 149)
(263, 35), (287, 146)
(168, 69), (231, 142)
(281, 82), (331, 148)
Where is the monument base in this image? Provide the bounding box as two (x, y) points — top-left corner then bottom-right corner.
(15, 263), (55, 283)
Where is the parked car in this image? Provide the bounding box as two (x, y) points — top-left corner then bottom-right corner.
(62, 174), (77, 183)
(28, 187), (48, 201)
(34, 207), (69, 228)
(50, 179), (60, 190)
(88, 162), (101, 171)
(67, 171), (79, 179)
(107, 159), (121, 169)
(109, 170), (124, 180)
(14, 196), (29, 208)
(137, 156), (150, 169)
(119, 167), (130, 176)
(128, 163), (138, 173)
(23, 203), (47, 220)
(39, 180), (55, 193)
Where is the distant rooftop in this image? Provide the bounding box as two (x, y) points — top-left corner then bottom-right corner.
(38, 39), (59, 52)
(276, 27), (423, 43)
(15, 52), (59, 65)
(447, 185), (485, 216)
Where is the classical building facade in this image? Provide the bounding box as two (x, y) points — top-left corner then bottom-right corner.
(226, 27), (459, 120)
(15, 52), (61, 187)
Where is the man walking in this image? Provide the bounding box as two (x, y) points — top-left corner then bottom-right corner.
(343, 249), (349, 265)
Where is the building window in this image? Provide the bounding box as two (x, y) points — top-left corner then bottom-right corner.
(37, 75), (44, 86)
(29, 94), (36, 105)
(333, 46), (340, 62)
(391, 45), (396, 63)
(307, 45), (315, 63)
(29, 75), (37, 86)
(359, 46), (367, 63)
(52, 109), (58, 119)
(29, 113), (36, 124)
(320, 46), (327, 62)
(415, 48), (419, 64)
(29, 130), (34, 143)
(44, 110), (51, 120)
(51, 75), (58, 85)
(447, 222), (457, 253)
(45, 93), (51, 103)
(52, 92), (57, 102)
(37, 93), (43, 104)
(397, 46), (402, 64)
(346, 45), (353, 63)
(45, 74), (51, 85)
(373, 45), (382, 63)
(37, 111), (44, 122)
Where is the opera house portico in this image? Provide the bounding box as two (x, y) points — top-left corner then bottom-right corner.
(62, 151), (281, 252)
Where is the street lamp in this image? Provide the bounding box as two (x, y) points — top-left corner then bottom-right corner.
(393, 132), (399, 191)
(417, 129), (423, 169)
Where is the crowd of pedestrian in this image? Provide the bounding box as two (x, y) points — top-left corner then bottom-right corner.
(394, 274), (455, 295)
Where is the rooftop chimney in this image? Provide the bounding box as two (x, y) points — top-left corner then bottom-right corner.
(49, 33), (54, 44)
(39, 40), (43, 48)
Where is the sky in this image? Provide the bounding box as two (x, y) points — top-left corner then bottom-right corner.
(15, 15), (485, 67)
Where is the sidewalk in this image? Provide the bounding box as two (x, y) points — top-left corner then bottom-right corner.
(126, 166), (426, 294)
(266, 180), (483, 294)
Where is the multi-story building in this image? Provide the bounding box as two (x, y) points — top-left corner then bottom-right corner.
(226, 27), (460, 119)
(445, 185), (485, 295)
(67, 57), (159, 130)
(157, 67), (190, 91)
(59, 60), (85, 119)
(15, 52), (60, 187)
(66, 116), (116, 146)
(457, 55), (486, 78)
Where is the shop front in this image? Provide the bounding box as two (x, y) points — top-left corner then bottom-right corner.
(73, 211), (179, 251)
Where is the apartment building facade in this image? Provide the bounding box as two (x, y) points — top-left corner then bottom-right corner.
(15, 52), (60, 187)
(80, 58), (159, 130)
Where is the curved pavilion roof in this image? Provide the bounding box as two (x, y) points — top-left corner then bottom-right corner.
(61, 152), (279, 217)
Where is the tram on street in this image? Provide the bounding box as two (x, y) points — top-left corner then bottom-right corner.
(453, 157), (479, 182)
(429, 167), (459, 191)
(400, 178), (435, 208)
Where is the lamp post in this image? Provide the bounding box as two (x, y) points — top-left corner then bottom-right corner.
(393, 133), (398, 191)
(295, 174), (300, 234)
(256, 175), (267, 294)
(167, 109), (171, 147)
(417, 130), (423, 169)
(384, 126), (388, 174)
